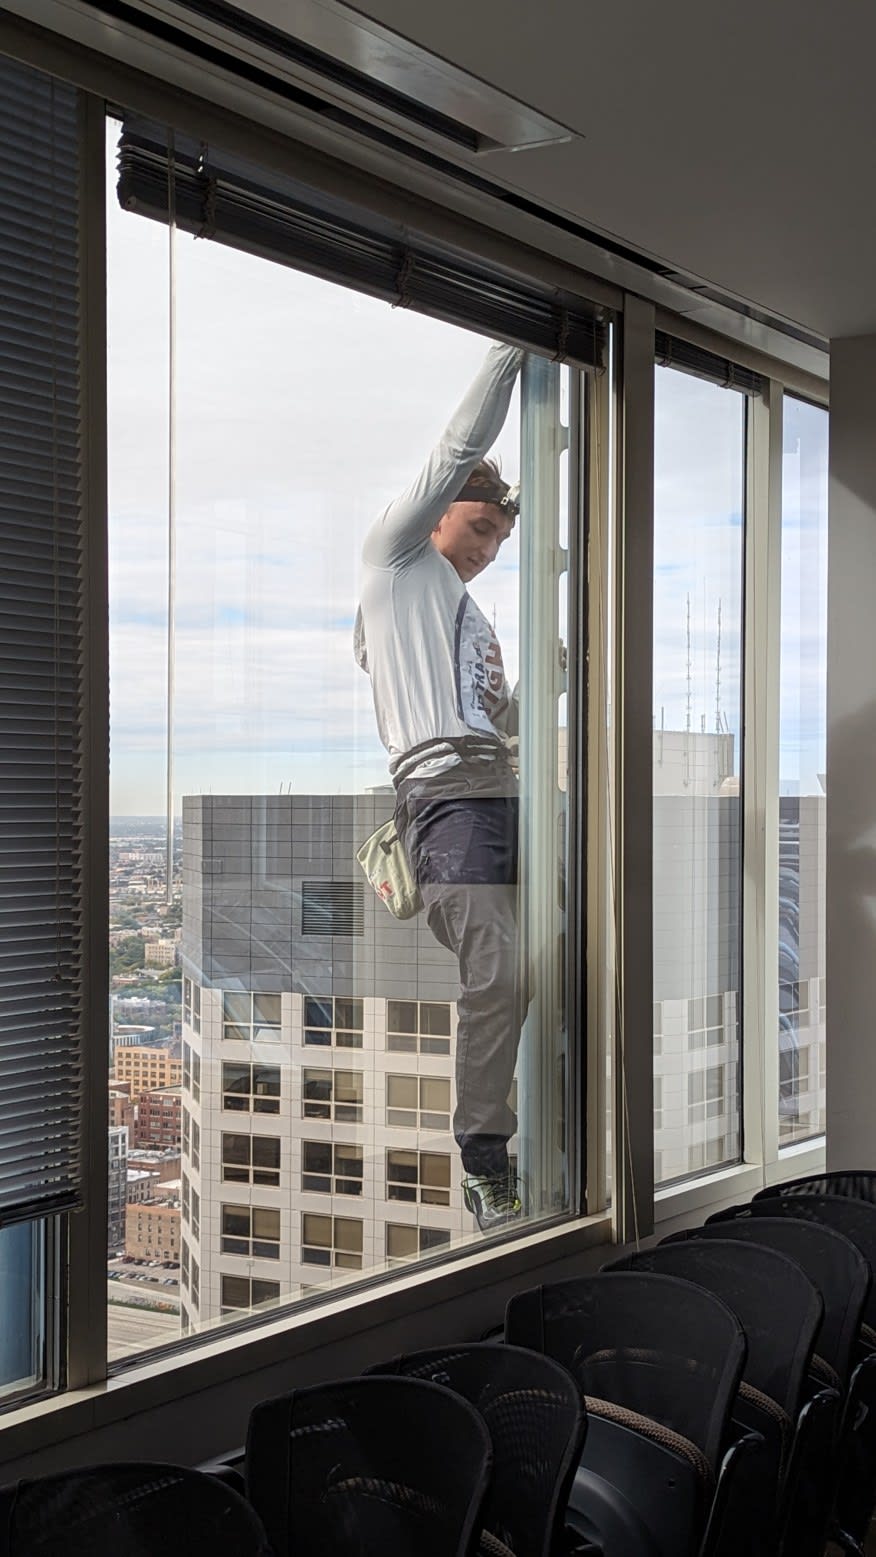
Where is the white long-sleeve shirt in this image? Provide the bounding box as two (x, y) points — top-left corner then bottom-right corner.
(355, 342), (523, 783)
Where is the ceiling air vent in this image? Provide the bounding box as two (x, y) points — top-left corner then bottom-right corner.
(64, 0), (572, 155)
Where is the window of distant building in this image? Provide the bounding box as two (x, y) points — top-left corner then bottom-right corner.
(303, 997), (364, 1049)
(385, 1224), (451, 1265)
(386, 1150), (451, 1207)
(386, 1000), (452, 1056)
(302, 1069), (363, 1123)
(221, 1133), (281, 1187)
(183, 977), (201, 1034)
(222, 1062), (281, 1114)
(221, 1204), (281, 1260)
(386, 1075), (451, 1131)
(301, 1141), (363, 1196)
(687, 1065), (726, 1124)
(301, 1214), (363, 1270)
(223, 992), (282, 1042)
(220, 1275), (280, 1316)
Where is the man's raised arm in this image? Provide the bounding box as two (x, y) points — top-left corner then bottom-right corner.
(362, 340), (523, 570)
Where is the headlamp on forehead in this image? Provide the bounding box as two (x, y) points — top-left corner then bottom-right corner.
(453, 479), (520, 519)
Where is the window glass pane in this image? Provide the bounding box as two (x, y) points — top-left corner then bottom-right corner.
(252, 1137), (281, 1170)
(221, 1275), (249, 1308)
(387, 1000), (417, 1034)
(302, 1214), (331, 1247)
(386, 1224), (417, 1259)
(0, 1222), (45, 1400)
(420, 1003), (451, 1037)
(224, 993), (251, 1025)
(420, 1078), (450, 1111)
(778, 396), (827, 1144)
(303, 1141), (331, 1174)
(222, 1207), (250, 1237)
(334, 1218), (363, 1253)
(252, 1207), (280, 1240)
(252, 1280), (280, 1307)
(106, 114), (578, 1354)
(253, 994), (281, 1025)
(334, 998), (363, 1031)
(387, 1076), (417, 1110)
(222, 1134), (249, 1166)
(653, 365), (745, 1185)
(303, 998), (332, 1029)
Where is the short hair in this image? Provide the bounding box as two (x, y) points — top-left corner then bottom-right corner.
(464, 456), (509, 501)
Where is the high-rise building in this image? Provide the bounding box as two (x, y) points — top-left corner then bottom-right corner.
(133, 1086), (182, 1150)
(113, 1046), (182, 1093)
(652, 732), (825, 1182)
(107, 1125), (129, 1254)
(178, 794), (473, 1331)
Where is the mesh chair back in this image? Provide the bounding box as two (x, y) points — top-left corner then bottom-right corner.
(246, 1374), (492, 1557)
(505, 1272), (745, 1472)
(604, 1239), (821, 1418)
(667, 1215), (870, 1385)
(745, 1192), (876, 1331)
(0, 1462), (272, 1557)
(754, 1170), (876, 1206)
(367, 1342), (586, 1557)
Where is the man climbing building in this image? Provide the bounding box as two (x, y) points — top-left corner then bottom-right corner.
(355, 339), (525, 1232)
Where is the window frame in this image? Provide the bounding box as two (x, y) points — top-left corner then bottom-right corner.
(0, 21), (832, 1452)
(386, 1149), (452, 1207)
(301, 1213), (364, 1271)
(221, 1132), (282, 1188)
(302, 1067), (364, 1123)
(302, 995), (364, 1050)
(301, 1140), (364, 1197)
(386, 1074), (451, 1131)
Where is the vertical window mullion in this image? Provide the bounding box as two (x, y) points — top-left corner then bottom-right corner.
(614, 295), (655, 1242)
(741, 382), (783, 1177)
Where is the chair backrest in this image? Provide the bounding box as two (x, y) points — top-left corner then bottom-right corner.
(246, 1374), (492, 1557)
(505, 1271), (746, 1473)
(0, 1462), (272, 1557)
(668, 1215), (870, 1385)
(754, 1171), (876, 1206)
(745, 1192), (876, 1330)
(604, 1238), (822, 1419)
(367, 1342), (586, 1557)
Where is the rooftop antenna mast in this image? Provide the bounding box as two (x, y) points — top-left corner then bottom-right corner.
(715, 597), (723, 734)
(685, 593), (692, 734)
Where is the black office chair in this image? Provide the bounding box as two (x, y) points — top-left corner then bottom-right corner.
(0, 1462), (273, 1557)
(505, 1271), (752, 1557)
(673, 1213), (869, 1389)
(367, 1341), (587, 1557)
(708, 1192), (876, 1555)
(245, 1374), (492, 1557)
(605, 1237), (823, 1556)
(753, 1171), (876, 1207)
(665, 1214), (868, 1556)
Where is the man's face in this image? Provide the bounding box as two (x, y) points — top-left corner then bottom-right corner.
(431, 500), (515, 583)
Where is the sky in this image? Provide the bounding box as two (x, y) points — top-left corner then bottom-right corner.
(106, 123), (827, 815)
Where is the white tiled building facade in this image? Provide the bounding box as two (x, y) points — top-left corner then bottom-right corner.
(177, 794), (482, 1332)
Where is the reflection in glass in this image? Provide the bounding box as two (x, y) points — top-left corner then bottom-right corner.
(652, 366), (746, 1184)
(0, 1222), (44, 1399)
(106, 115), (575, 1361)
(778, 397), (827, 1142)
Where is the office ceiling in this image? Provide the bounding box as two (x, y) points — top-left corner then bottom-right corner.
(343, 0), (876, 342)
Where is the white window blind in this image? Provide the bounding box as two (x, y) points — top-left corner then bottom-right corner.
(0, 57), (85, 1226)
